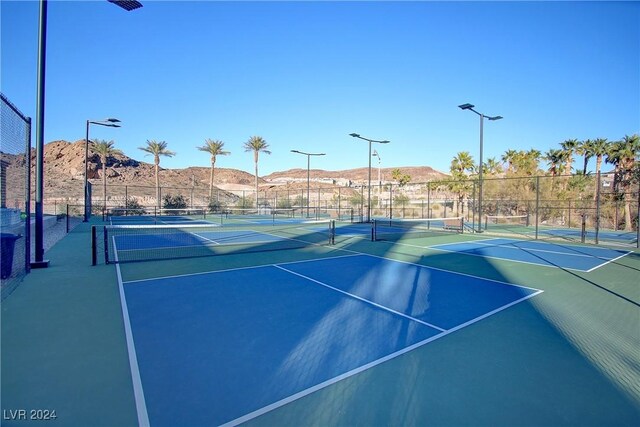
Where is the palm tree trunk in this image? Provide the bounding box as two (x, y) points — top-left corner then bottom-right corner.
(593, 156), (602, 200)
(155, 159), (160, 209)
(254, 160), (259, 210)
(209, 158), (215, 200)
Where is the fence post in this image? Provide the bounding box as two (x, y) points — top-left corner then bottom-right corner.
(535, 176), (540, 240)
(636, 181), (640, 249)
(91, 226), (97, 266)
(427, 184), (431, 220)
(389, 185), (393, 219)
(595, 171), (601, 244)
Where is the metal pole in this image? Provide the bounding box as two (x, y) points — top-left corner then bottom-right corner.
(367, 140), (372, 222)
(595, 171), (601, 245)
(306, 154), (310, 218)
(478, 114), (484, 232)
(84, 120), (90, 221)
(535, 176), (540, 240)
(25, 117), (32, 272)
(33, 0), (49, 267)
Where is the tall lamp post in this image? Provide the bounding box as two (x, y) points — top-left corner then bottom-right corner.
(458, 103), (502, 232)
(32, 0), (142, 268)
(372, 149), (382, 208)
(84, 118), (121, 221)
(291, 150), (325, 217)
(349, 133), (390, 222)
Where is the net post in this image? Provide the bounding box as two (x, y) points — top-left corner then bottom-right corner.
(371, 220), (376, 241)
(330, 220), (335, 245)
(459, 217), (464, 234)
(91, 226), (97, 266)
(103, 226), (110, 264)
(66, 204), (70, 232)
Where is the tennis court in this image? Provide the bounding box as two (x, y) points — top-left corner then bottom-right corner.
(117, 252), (541, 426)
(535, 227), (639, 245)
(427, 238), (631, 272)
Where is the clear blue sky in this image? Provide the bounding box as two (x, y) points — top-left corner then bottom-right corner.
(2, 0), (639, 176)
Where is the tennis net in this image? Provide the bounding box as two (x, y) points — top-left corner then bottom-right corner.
(92, 220), (335, 264)
(484, 214), (529, 231)
(373, 217), (464, 241)
(106, 207), (207, 223)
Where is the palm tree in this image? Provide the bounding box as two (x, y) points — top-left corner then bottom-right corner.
(138, 140), (176, 208)
(91, 139), (122, 212)
(501, 149), (518, 173)
(606, 134), (639, 230)
(483, 157), (502, 176)
(449, 152), (475, 216)
(450, 151), (475, 175)
(197, 139), (230, 200)
(575, 139), (594, 174)
(591, 138), (610, 176)
(544, 149), (566, 177)
(560, 138), (579, 175)
(243, 136), (271, 209)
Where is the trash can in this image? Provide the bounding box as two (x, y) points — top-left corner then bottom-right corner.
(1, 233), (21, 279)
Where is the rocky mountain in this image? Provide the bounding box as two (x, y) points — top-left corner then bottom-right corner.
(1, 140), (449, 208)
(264, 166), (448, 186)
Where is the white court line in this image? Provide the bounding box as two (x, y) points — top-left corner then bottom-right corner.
(119, 245), (544, 426)
(113, 238), (150, 427)
(219, 283), (542, 427)
(449, 238), (624, 259)
(585, 250), (633, 273)
(122, 253), (361, 284)
(273, 264), (447, 332)
(375, 239), (597, 272)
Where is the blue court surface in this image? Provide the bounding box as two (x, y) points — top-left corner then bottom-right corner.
(114, 229), (284, 251)
(428, 238), (631, 272)
(536, 228), (638, 244)
(119, 253), (541, 426)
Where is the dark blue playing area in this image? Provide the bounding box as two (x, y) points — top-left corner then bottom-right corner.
(535, 228), (638, 244)
(114, 229), (285, 251)
(429, 238), (631, 272)
(119, 253), (541, 426)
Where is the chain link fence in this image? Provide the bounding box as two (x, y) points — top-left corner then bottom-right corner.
(1, 93), (31, 300)
(86, 169), (639, 248)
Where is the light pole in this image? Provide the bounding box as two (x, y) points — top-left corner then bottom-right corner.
(372, 149), (382, 208)
(84, 118), (121, 221)
(458, 103), (503, 232)
(349, 133), (390, 222)
(32, 0), (142, 267)
(291, 150), (325, 217)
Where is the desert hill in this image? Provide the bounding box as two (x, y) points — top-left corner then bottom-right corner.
(1, 140), (449, 209)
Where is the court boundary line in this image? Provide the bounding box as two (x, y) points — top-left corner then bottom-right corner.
(118, 248), (543, 426)
(113, 228), (294, 255)
(427, 239), (632, 272)
(374, 239), (601, 273)
(219, 281), (542, 427)
(334, 250), (544, 293)
(449, 239), (605, 258)
(459, 238), (633, 260)
(122, 253), (361, 284)
(273, 264), (447, 332)
(585, 250), (634, 273)
(113, 238), (150, 427)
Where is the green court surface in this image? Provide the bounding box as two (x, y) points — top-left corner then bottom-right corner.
(2, 220), (639, 426)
